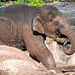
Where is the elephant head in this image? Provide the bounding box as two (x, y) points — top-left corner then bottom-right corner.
(32, 5), (75, 55)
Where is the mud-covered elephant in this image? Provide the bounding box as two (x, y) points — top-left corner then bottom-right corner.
(0, 4), (75, 73)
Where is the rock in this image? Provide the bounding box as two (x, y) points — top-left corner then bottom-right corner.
(0, 45), (30, 62)
(46, 37), (54, 44)
(57, 63), (75, 72)
(45, 37), (71, 63)
(68, 18), (75, 27)
(45, 37), (54, 49)
(0, 45), (57, 75)
(64, 72), (75, 75)
(68, 53), (75, 65)
(0, 59), (48, 75)
(49, 40), (63, 62)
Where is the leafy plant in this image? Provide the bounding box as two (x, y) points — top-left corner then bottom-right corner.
(0, 0), (3, 6)
(2, 0), (75, 6)
(9, 0), (25, 5)
(17, 0), (25, 4)
(8, 0), (45, 6)
(9, 1), (13, 5)
(28, 0), (45, 6)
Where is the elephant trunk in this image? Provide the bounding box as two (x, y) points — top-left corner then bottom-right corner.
(60, 26), (75, 55)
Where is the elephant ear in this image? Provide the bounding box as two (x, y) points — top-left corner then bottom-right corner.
(32, 14), (45, 34)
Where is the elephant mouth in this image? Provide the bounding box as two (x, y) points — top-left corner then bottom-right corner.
(51, 34), (70, 44)
(49, 34), (71, 50)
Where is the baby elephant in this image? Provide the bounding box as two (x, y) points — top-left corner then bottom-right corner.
(0, 4), (75, 73)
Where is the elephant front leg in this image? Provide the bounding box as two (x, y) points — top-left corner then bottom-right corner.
(22, 26), (58, 72)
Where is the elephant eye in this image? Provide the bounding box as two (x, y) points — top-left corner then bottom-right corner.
(53, 22), (59, 26)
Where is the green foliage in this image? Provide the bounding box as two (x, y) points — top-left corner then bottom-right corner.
(72, 0), (75, 2)
(28, 0), (45, 6)
(9, 0), (46, 6)
(17, 0), (25, 4)
(9, 1), (13, 5)
(1, 0), (6, 2)
(9, 0), (25, 5)
(1, 0), (75, 6)
(0, 0), (3, 6)
(26, 0), (32, 3)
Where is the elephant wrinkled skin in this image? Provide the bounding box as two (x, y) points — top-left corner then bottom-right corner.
(0, 4), (75, 73)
